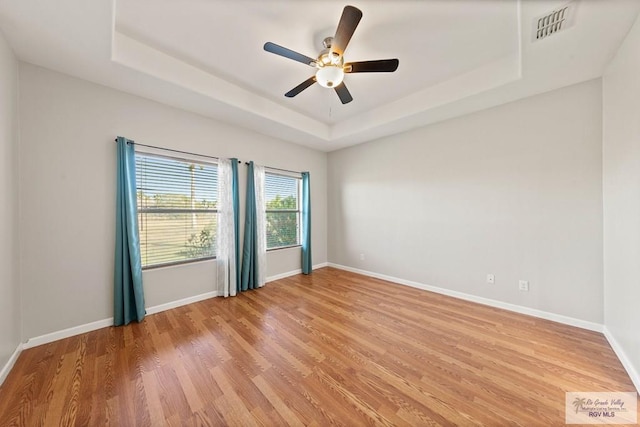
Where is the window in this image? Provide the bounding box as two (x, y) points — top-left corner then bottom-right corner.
(265, 172), (301, 249)
(135, 152), (218, 268)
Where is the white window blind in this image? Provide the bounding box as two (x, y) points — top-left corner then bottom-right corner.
(265, 172), (301, 249)
(135, 152), (218, 268)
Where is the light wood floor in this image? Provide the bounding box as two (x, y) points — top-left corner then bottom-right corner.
(0, 267), (637, 426)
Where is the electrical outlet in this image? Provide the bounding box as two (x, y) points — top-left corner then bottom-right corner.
(519, 280), (529, 291)
(486, 274), (495, 284)
(359, 253), (365, 261)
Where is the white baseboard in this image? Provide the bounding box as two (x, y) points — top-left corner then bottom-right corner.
(266, 262), (329, 283)
(0, 343), (23, 387)
(603, 327), (640, 394)
(23, 291), (222, 350)
(146, 291), (220, 315)
(328, 263), (603, 332)
(23, 317), (114, 349)
(267, 269), (302, 282)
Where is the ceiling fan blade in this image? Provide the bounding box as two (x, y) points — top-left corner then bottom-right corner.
(344, 59), (399, 73)
(264, 42), (316, 67)
(285, 77), (317, 98)
(334, 82), (353, 104)
(331, 6), (363, 58)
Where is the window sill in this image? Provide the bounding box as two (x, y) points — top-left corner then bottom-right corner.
(142, 256), (216, 271)
(267, 245), (302, 252)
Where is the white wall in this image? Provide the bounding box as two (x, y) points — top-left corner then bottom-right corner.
(0, 30), (20, 375)
(18, 63), (327, 340)
(328, 79), (604, 323)
(603, 13), (640, 389)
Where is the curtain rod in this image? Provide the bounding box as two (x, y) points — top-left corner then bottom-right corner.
(114, 138), (240, 163)
(244, 161), (303, 175)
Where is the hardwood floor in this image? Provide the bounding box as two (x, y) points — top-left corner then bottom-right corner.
(0, 267), (637, 426)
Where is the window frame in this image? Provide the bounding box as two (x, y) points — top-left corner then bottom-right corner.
(135, 150), (219, 270)
(264, 171), (302, 251)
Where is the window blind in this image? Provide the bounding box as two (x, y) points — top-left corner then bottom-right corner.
(265, 172), (300, 249)
(135, 152), (218, 268)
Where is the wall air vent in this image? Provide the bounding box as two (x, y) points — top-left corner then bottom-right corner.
(532, 1), (577, 42)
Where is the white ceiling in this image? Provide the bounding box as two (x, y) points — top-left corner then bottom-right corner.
(1, 0), (639, 152)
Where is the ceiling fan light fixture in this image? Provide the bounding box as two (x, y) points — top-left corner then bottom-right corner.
(315, 65), (344, 88)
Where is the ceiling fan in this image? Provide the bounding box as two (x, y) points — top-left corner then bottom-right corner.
(263, 5), (399, 105)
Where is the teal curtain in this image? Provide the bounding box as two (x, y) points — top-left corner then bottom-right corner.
(114, 136), (145, 326)
(301, 172), (312, 274)
(241, 161), (259, 290)
(231, 158), (241, 293)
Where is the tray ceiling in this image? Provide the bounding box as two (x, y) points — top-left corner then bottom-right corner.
(1, 0), (639, 151)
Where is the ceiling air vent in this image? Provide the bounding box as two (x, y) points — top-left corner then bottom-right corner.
(532, 1), (577, 42)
